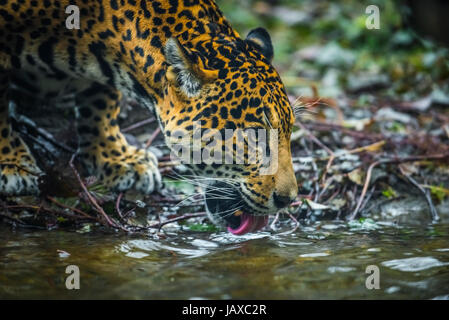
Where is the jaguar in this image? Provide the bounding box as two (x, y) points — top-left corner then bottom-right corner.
(0, 0), (298, 235)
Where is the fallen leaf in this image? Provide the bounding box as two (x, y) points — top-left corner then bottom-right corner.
(305, 199), (330, 211)
(348, 168), (365, 185)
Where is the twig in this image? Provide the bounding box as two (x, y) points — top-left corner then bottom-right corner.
(0, 211), (46, 229)
(296, 121), (334, 155)
(5, 204), (43, 210)
(349, 153), (449, 220)
(145, 127), (161, 148)
(116, 192), (125, 220)
(122, 206), (137, 219)
(287, 213), (300, 233)
(323, 186), (341, 205)
(69, 153), (126, 231)
(358, 185), (376, 214)
(5, 204), (90, 221)
(150, 212), (206, 230)
(399, 172), (440, 222)
(121, 117), (155, 133)
(277, 212), (300, 235)
(114, 195), (137, 220)
(321, 155), (335, 191)
(296, 121), (335, 185)
(270, 212), (281, 230)
(46, 196), (97, 221)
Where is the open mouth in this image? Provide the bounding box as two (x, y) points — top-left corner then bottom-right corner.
(204, 182), (269, 235)
(225, 210), (269, 235)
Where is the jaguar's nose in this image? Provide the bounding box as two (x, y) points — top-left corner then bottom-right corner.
(273, 192), (295, 209)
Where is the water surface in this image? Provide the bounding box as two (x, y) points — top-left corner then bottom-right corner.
(1, 221), (448, 299)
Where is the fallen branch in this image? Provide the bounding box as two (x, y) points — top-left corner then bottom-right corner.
(276, 212), (301, 235)
(145, 127), (161, 148)
(150, 212), (207, 230)
(47, 196), (97, 221)
(69, 153), (127, 231)
(0, 211), (46, 229)
(115, 193), (125, 220)
(4, 203), (91, 221)
(349, 153), (449, 220)
(296, 121), (334, 155)
(398, 171), (440, 222)
(121, 117), (155, 133)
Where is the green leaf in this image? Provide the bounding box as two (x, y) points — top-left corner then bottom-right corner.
(430, 184), (449, 203)
(382, 186), (397, 199)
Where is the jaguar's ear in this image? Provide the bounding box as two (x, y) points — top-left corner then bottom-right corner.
(164, 38), (217, 97)
(246, 27), (274, 62)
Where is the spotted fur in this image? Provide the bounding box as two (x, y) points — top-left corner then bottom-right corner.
(0, 0), (298, 226)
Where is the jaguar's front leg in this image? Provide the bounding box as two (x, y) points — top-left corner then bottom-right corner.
(0, 72), (42, 196)
(76, 83), (162, 194)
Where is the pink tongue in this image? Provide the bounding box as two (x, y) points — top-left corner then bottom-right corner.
(227, 213), (269, 235)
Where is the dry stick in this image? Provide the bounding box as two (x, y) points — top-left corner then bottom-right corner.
(349, 153), (449, 221)
(47, 196), (98, 221)
(115, 192), (125, 220)
(400, 172), (440, 222)
(122, 206), (137, 219)
(5, 204), (43, 211)
(145, 127), (161, 148)
(358, 185), (376, 213)
(323, 185), (341, 205)
(121, 117), (155, 133)
(270, 211), (281, 230)
(296, 121), (336, 186)
(317, 175), (336, 202)
(69, 154), (126, 230)
(115, 194), (137, 221)
(152, 212), (207, 230)
(322, 154), (335, 185)
(296, 121), (333, 155)
(287, 213), (300, 233)
(277, 212), (300, 235)
(5, 204), (88, 221)
(0, 211), (46, 229)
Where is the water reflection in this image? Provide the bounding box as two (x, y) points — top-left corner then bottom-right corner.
(0, 222), (448, 299)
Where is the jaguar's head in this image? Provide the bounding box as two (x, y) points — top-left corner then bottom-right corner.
(159, 28), (298, 235)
